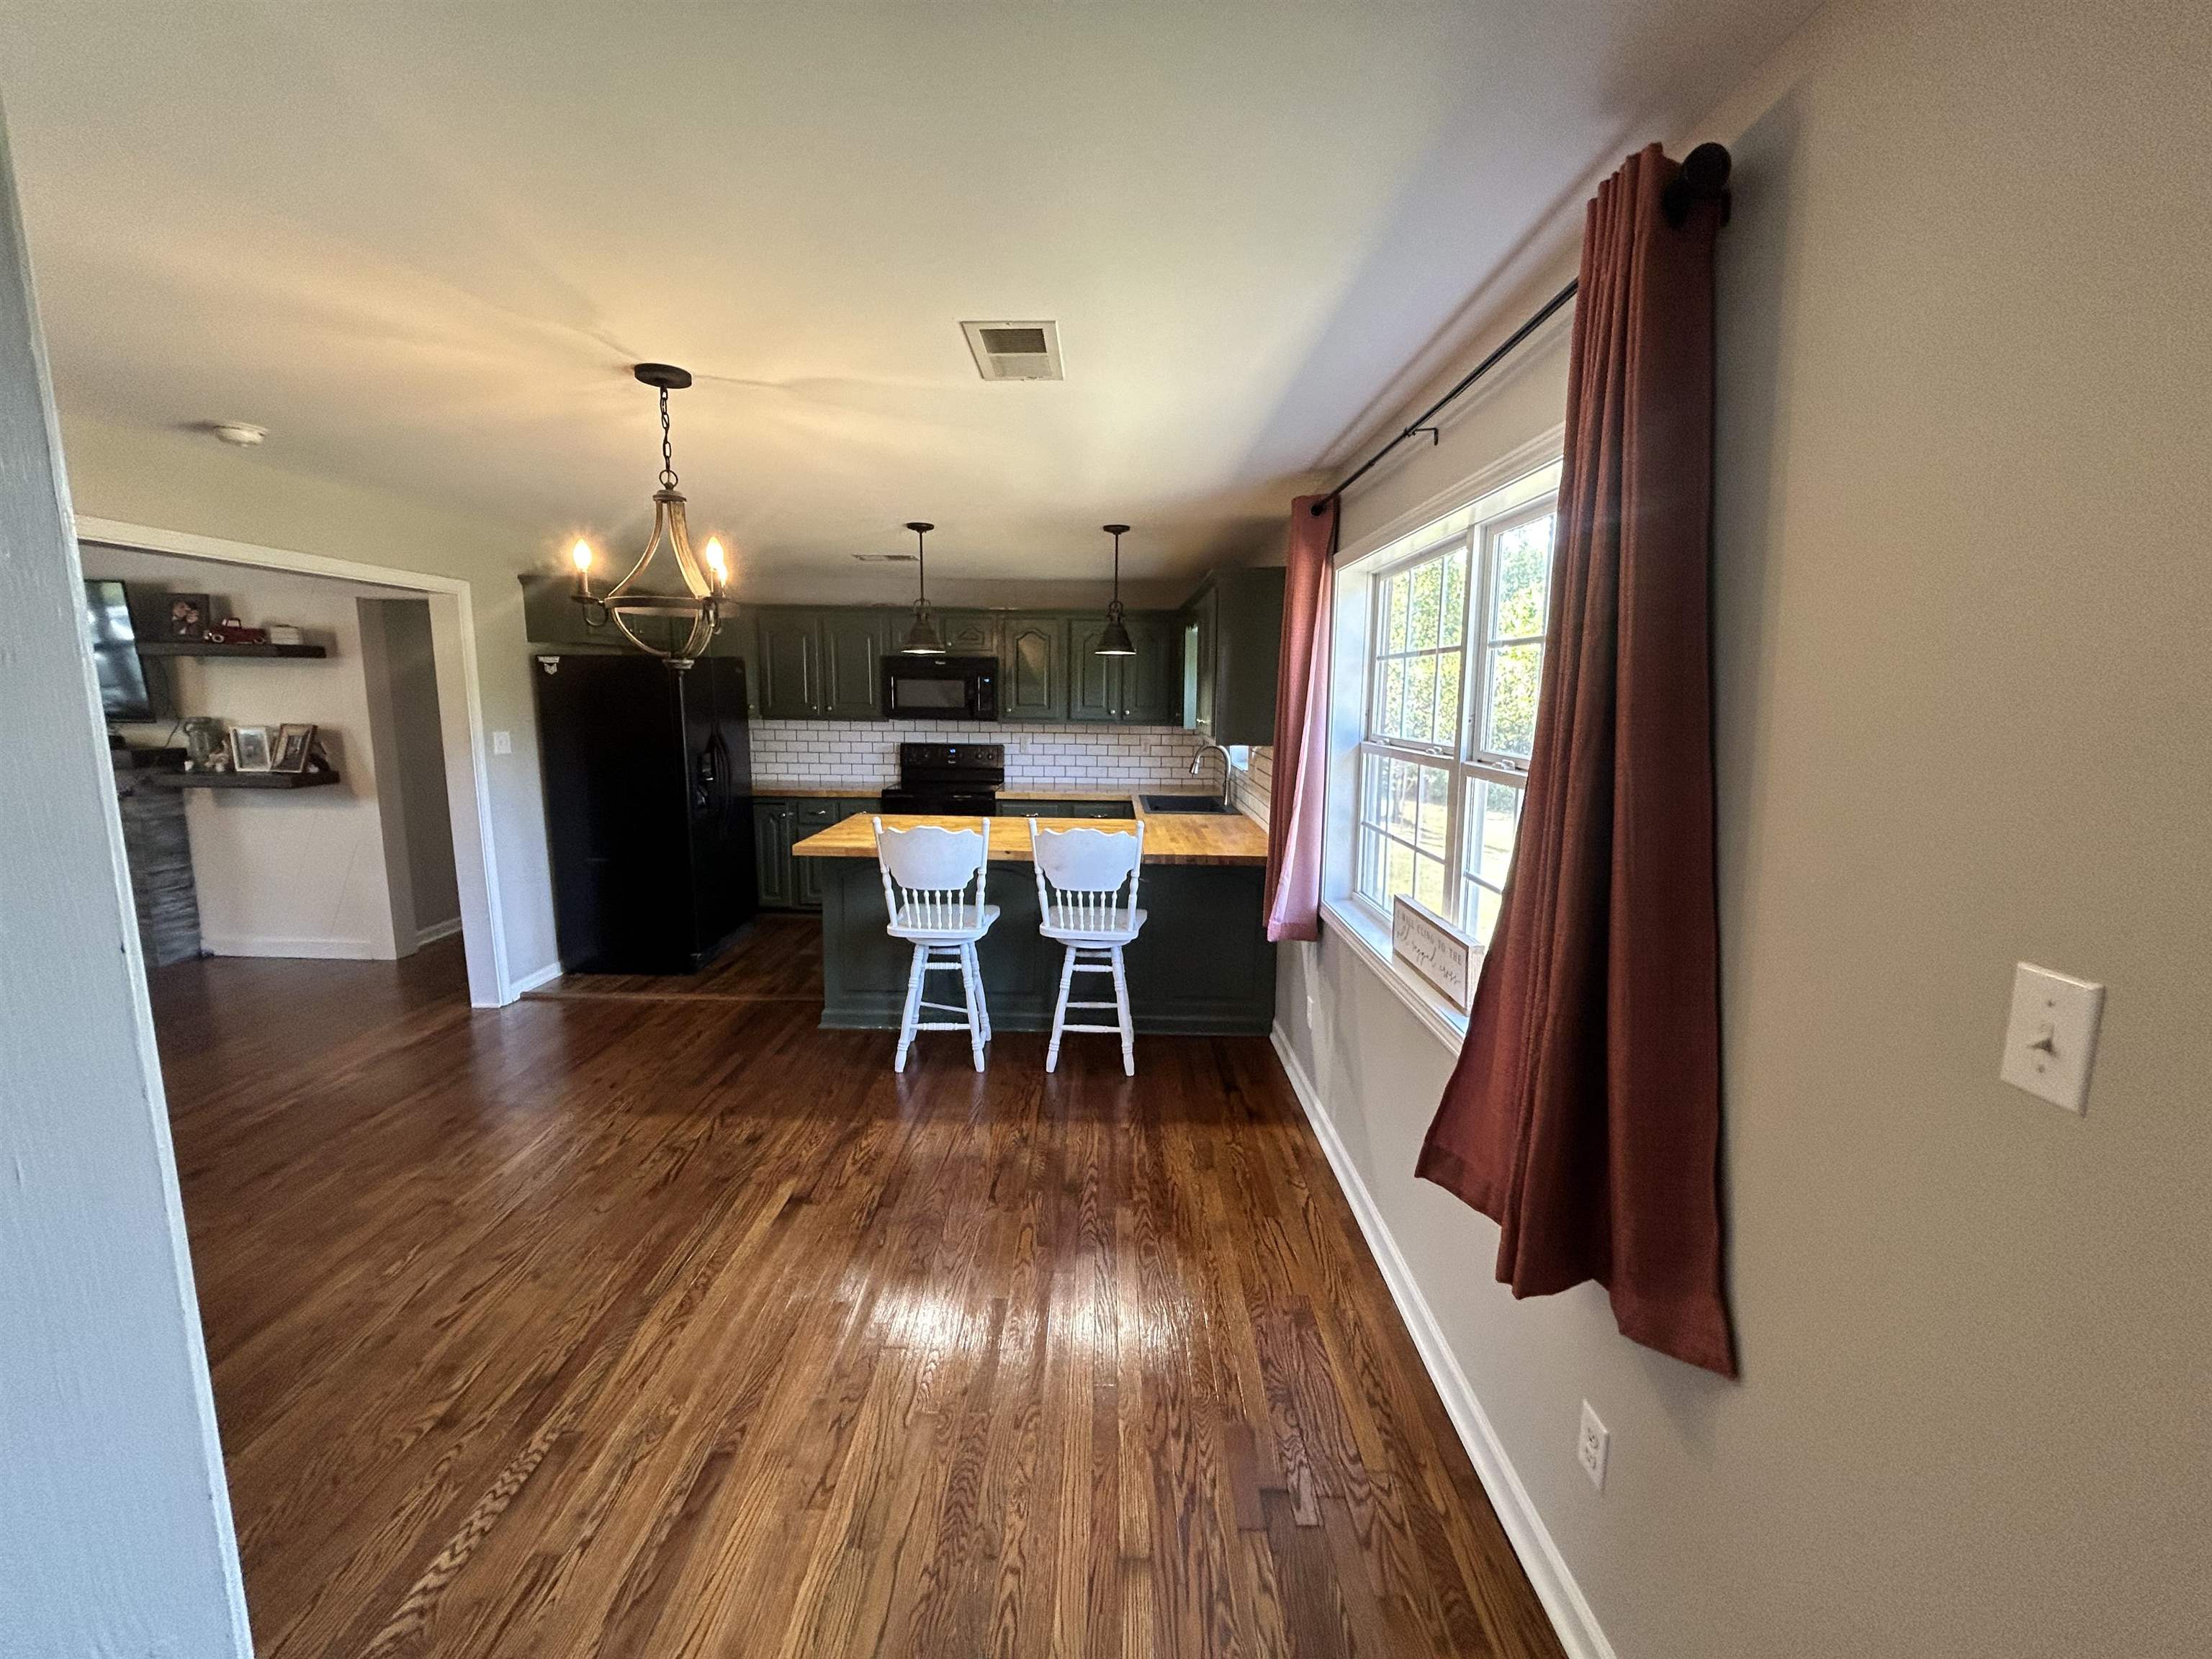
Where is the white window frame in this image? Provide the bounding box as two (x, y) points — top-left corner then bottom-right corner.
(1346, 474), (1560, 942)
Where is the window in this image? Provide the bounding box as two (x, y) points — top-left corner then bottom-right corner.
(1349, 467), (1558, 945)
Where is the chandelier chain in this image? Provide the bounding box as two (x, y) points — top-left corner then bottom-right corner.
(658, 387), (678, 490)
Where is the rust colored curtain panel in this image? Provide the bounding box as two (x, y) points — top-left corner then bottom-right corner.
(1416, 145), (1735, 1375)
(1264, 493), (1338, 942)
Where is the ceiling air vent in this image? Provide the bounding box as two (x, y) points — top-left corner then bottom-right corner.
(962, 319), (1063, 382)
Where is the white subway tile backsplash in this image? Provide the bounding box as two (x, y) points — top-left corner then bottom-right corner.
(750, 719), (1216, 793)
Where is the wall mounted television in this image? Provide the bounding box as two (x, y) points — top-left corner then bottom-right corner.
(84, 578), (156, 722)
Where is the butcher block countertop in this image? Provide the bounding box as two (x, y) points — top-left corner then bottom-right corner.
(791, 809), (1268, 866)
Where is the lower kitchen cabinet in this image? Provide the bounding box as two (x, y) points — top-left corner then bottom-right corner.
(752, 799), (798, 907)
(755, 796), (873, 909)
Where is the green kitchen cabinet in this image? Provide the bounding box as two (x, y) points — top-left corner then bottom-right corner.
(752, 799), (798, 907)
(521, 572), (745, 663)
(757, 609), (894, 721)
(521, 572), (593, 647)
(754, 611), (821, 719)
(793, 799), (871, 908)
(1182, 568), (1284, 745)
(754, 796), (871, 909)
(521, 572), (676, 654)
(1000, 613), (1067, 721)
(820, 610), (893, 719)
(1118, 611), (1183, 724)
(1067, 618), (1118, 721)
(933, 611), (999, 657)
(1070, 611), (1182, 724)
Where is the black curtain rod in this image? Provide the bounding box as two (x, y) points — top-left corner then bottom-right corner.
(1312, 143), (1732, 516)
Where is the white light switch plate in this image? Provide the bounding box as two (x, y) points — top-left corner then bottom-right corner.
(491, 729), (513, 755)
(2000, 963), (2104, 1114)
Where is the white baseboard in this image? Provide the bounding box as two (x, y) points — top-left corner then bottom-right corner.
(413, 916), (464, 949)
(199, 935), (379, 961)
(1268, 1025), (1618, 1659)
(507, 958), (564, 996)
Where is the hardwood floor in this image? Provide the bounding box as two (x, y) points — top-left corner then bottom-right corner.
(151, 922), (1563, 1659)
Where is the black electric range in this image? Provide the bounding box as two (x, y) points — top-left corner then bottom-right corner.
(878, 741), (1004, 815)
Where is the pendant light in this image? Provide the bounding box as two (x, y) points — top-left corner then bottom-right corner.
(1095, 523), (1136, 656)
(571, 364), (729, 665)
(899, 521), (946, 654)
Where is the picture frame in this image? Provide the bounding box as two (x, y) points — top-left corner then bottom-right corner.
(271, 723), (317, 775)
(229, 724), (273, 773)
(181, 716), (228, 772)
(163, 593), (212, 642)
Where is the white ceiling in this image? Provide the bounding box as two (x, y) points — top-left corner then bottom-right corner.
(0, 1), (1817, 588)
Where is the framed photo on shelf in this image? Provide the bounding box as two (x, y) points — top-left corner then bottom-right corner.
(271, 723), (317, 775)
(229, 724), (273, 773)
(163, 593), (212, 641)
(181, 716), (228, 772)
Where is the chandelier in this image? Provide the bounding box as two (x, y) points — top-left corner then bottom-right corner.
(571, 363), (728, 665)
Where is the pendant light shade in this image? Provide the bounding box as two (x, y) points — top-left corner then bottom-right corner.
(899, 521), (945, 654)
(1095, 523), (1137, 655)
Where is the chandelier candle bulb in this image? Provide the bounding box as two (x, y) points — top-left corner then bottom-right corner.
(571, 539), (593, 596)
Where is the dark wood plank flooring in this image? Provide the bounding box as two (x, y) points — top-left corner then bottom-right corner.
(150, 922), (1562, 1658)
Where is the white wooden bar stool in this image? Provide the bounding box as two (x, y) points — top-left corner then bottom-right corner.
(872, 817), (997, 1072)
(1028, 819), (1147, 1076)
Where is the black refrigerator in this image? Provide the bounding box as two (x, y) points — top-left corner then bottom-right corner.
(532, 652), (757, 974)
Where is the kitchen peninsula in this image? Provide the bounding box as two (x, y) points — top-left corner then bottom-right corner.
(792, 801), (1275, 1034)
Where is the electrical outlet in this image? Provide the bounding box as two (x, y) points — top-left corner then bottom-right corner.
(1576, 1401), (1609, 1493)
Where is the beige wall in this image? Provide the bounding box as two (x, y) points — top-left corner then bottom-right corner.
(60, 414), (560, 984)
(1274, 1), (2211, 1654)
(359, 596), (463, 952)
(83, 542), (413, 959)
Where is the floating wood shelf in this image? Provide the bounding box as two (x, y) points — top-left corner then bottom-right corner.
(137, 639), (328, 660)
(144, 769), (342, 791)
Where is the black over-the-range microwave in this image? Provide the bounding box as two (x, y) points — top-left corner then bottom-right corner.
(880, 653), (999, 721)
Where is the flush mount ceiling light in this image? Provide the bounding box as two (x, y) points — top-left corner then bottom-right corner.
(571, 364), (729, 665)
(1095, 523), (1136, 656)
(206, 421), (266, 447)
(899, 522), (946, 654)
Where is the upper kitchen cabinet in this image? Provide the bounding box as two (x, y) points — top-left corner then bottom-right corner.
(754, 608), (821, 719)
(932, 611), (999, 657)
(999, 613), (1066, 721)
(1182, 567), (1285, 745)
(1069, 611), (1182, 723)
(1118, 611), (1184, 724)
(521, 572), (715, 659)
(755, 608), (899, 720)
(819, 610), (894, 719)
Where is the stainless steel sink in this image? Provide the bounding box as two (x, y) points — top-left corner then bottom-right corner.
(1140, 794), (1233, 814)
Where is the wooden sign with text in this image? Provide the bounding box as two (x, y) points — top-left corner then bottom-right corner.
(1392, 895), (1475, 1010)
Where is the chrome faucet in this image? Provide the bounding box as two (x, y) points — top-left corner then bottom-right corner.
(1190, 741), (1233, 803)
